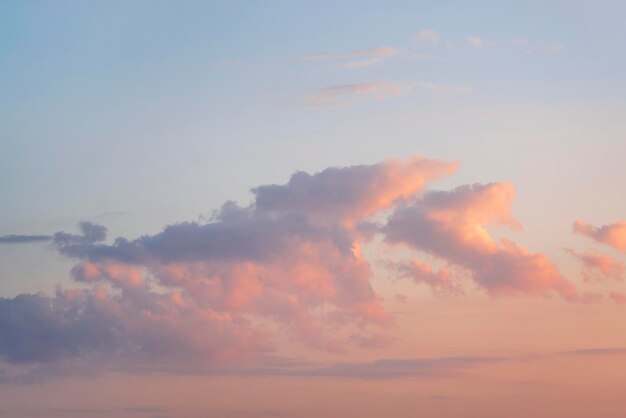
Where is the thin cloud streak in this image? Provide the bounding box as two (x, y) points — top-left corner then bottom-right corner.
(302, 82), (405, 107)
(0, 234), (52, 244)
(301, 81), (470, 108)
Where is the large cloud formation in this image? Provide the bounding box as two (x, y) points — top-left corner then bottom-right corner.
(0, 156), (459, 378)
(0, 156), (592, 381)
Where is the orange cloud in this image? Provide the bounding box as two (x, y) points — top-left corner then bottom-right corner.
(21, 156), (456, 364)
(573, 220), (626, 253)
(393, 259), (462, 296)
(384, 183), (577, 299)
(564, 248), (624, 281)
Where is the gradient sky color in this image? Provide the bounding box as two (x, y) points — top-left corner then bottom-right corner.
(1, 2), (626, 418)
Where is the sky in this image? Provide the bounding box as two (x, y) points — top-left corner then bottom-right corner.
(1, 1), (626, 417)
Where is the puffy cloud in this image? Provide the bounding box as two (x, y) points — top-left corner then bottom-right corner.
(393, 259), (462, 296)
(384, 183), (577, 299)
(0, 156), (459, 376)
(564, 248), (624, 281)
(573, 220), (626, 253)
(252, 156), (458, 225)
(0, 286), (267, 367)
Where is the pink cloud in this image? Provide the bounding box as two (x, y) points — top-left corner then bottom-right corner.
(393, 259), (462, 296)
(564, 248), (624, 281)
(302, 82), (405, 107)
(1, 155), (457, 373)
(384, 183), (577, 299)
(573, 220), (626, 253)
(253, 156), (458, 226)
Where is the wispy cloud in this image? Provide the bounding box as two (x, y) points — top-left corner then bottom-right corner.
(412, 29), (440, 45)
(302, 82), (405, 107)
(297, 46), (397, 69)
(466, 35), (496, 48)
(0, 234), (52, 244)
(466, 35), (484, 48)
(301, 80), (470, 108)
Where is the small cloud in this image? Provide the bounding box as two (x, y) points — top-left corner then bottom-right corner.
(573, 220), (626, 253)
(564, 248), (624, 281)
(392, 259), (463, 296)
(297, 46), (397, 62)
(558, 347), (626, 357)
(466, 36), (484, 48)
(412, 29), (440, 45)
(302, 82), (404, 108)
(0, 234), (52, 244)
(297, 46), (398, 71)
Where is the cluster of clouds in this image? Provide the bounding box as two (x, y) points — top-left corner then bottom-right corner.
(0, 155), (623, 381)
(297, 29), (563, 107)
